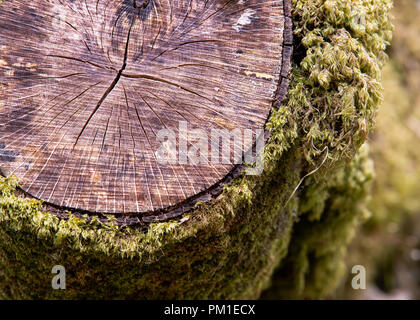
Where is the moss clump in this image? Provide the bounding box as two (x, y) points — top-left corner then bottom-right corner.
(338, 62), (420, 298)
(369, 0), (420, 225)
(287, 0), (392, 162)
(261, 0), (393, 299)
(337, 0), (420, 298)
(262, 145), (374, 299)
(0, 0), (393, 299)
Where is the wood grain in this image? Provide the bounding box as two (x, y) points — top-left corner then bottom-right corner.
(0, 0), (292, 218)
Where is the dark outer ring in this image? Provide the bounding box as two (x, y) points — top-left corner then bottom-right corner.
(10, 0), (293, 227)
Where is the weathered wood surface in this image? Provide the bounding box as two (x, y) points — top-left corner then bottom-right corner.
(0, 0), (292, 217)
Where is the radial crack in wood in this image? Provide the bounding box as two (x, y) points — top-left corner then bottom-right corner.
(0, 0), (292, 217)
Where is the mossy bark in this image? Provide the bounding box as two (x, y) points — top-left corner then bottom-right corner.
(0, 0), (393, 299)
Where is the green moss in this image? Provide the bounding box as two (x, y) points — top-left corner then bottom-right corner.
(263, 145), (374, 299)
(336, 0), (420, 298)
(0, 0), (393, 299)
(262, 0), (393, 299)
(287, 0), (392, 162)
(0, 147), (302, 299)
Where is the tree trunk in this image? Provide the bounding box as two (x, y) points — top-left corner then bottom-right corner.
(0, 0), (393, 299)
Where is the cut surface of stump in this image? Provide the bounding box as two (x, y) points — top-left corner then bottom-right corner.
(0, 0), (292, 218)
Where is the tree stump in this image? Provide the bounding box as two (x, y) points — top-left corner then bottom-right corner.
(0, 0), (292, 221)
(0, 0), (393, 300)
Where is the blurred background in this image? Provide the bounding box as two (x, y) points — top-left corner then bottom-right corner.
(338, 0), (420, 299)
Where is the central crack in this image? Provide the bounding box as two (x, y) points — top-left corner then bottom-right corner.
(74, 17), (135, 149)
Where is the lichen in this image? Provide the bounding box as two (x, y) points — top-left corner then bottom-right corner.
(0, 0), (393, 299)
